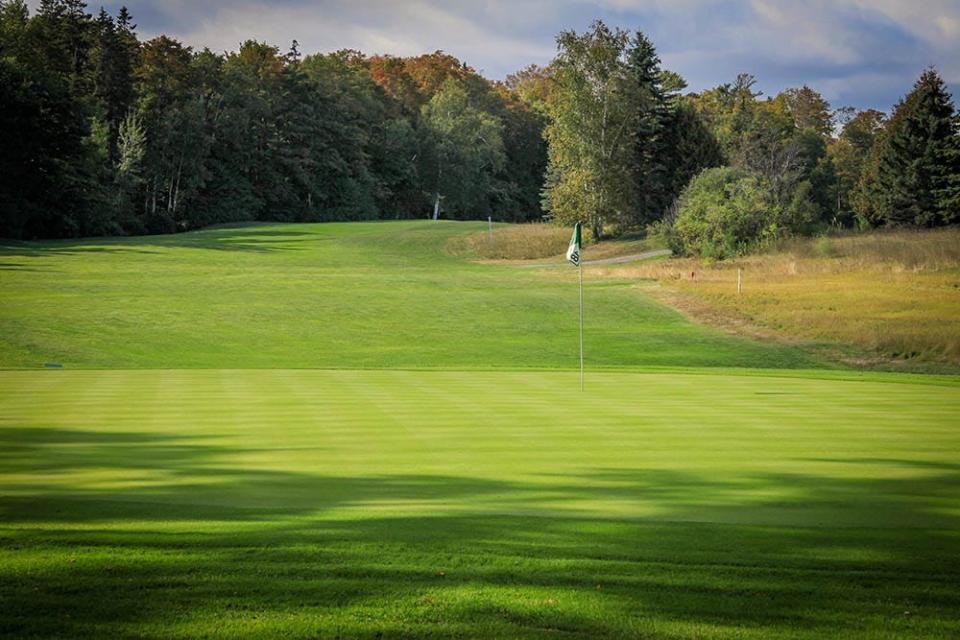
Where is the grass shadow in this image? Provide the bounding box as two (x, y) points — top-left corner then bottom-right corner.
(1, 426), (959, 637)
(0, 227), (317, 259)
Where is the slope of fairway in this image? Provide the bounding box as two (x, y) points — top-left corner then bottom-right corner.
(0, 221), (824, 370)
(1, 369), (959, 638)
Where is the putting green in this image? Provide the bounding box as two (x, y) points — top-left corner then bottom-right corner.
(2, 369), (959, 638)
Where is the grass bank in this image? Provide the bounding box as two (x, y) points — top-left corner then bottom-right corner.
(594, 228), (960, 369)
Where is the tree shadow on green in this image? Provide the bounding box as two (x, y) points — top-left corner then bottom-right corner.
(0, 228), (317, 258)
(1, 426), (959, 638)
(0, 428), (960, 638)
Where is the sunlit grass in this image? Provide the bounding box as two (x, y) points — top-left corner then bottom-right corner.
(446, 223), (573, 260)
(597, 227), (960, 366)
(2, 222), (959, 638)
(447, 222), (663, 263)
(0, 221), (821, 371)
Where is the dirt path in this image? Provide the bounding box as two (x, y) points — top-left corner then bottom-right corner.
(514, 249), (672, 268)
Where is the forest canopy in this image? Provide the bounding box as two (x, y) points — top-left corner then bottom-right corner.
(1, 3), (957, 248)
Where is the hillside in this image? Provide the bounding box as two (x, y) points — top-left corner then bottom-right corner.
(594, 228), (960, 370)
(0, 221), (824, 371)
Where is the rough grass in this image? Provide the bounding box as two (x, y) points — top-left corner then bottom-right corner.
(448, 223), (664, 263)
(446, 223), (573, 260)
(2, 368), (959, 639)
(596, 228), (960, 367)
(784, 227), (960, 269)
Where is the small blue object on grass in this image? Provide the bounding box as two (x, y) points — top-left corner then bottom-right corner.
(43, 363), (63, 369)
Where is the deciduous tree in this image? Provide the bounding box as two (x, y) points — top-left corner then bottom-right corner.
(542, 21), (640, 238)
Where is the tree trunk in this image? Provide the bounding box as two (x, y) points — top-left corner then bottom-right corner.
(172, 158), (183, 216)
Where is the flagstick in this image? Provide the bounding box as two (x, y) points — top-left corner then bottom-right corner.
(578, 258), (584, 392)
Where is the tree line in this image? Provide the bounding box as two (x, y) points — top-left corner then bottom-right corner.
(0, 0), (546, 238)
(539, 21), (959, 256)
(1, 7), (958, 251)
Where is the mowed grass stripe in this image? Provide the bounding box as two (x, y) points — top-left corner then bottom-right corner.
(1, 369), (959, 638)
(3, 368), (958, 525)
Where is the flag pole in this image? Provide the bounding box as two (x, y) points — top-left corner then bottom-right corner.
(566, 221), (584, 392)
(578, 255), (584, 392)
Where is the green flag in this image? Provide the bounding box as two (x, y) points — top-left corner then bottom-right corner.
(566, 221), (581, 266)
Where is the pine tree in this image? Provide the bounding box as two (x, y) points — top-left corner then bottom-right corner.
(34, 0), (93, 88)
(627, 31), (671, 226)
(859, 68), (960, 226)
(658, 99), (724, 212)
(89, 8), (121, 158)
(0, 0), (29, 57)
(829, 109), (885, 226)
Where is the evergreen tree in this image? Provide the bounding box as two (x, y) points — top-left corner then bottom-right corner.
(300, 49), (386, 219)
(828, 109), (885, 226)
(492, 87), (548, 221)
(33, 0), (93, 89)
(135, 35), (210, 231)
(627, 31), (671, 225)
(89, 8), (123, 160)
(0, 56), (92, 237)
(658, 99), (724, 216)
(858, 68), (960, 226)
(627, 38), (725, 227)
(0, 0), (29, 57)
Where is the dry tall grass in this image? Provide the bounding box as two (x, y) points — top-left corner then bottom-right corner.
(447, 224), (573, 260)
(781, 228), (960, 270)
(448, 223), (660, 262)
(597, 227), (960, 366)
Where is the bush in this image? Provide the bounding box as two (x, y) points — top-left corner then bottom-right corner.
(669, 166), (819, 258)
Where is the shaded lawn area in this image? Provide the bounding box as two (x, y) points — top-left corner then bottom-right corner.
(1, 369), (958, 639)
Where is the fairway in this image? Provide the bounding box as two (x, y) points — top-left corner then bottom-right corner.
(0, 222), (823, 370)
(2, 223), (959, 638)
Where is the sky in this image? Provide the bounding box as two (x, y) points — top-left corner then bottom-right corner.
(34, 0), (960, 111)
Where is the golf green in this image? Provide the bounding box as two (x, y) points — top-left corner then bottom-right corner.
(1, 222), (958, 638)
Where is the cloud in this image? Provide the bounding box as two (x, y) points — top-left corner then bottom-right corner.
(53, 0), (558, 78)
(25, 0), (960, 110)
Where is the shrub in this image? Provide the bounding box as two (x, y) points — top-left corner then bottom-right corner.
(670, 166), (819, 258)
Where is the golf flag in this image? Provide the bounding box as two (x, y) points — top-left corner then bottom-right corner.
(566, 221), (582, 266)
(569, 221), (584, 390)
